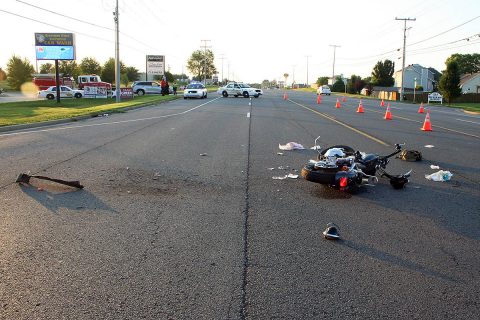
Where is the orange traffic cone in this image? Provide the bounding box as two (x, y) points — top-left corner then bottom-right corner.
(384, 103), (392, 120)
(317, 95), (321, 104)
(380, 99), (385, 107)
(418, 102), (424, 113)
(335, 98), (341, 108)
(283, 92), (288, 100)
(356, 100), (364, 113)
(342, 96), (346, 102)
(421, 109), (432, 131)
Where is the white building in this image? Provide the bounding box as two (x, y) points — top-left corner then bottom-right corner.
(460, 72), (480, 93)
(394, 64), (435, 92)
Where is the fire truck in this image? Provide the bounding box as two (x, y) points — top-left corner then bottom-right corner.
(77, 75), (112, 92)
(32, 74), (75, 91)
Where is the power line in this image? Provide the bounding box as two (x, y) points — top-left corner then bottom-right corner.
(408, 15), (480, 47)
(15, 0), (169, 56)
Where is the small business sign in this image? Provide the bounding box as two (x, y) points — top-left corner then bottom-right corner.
(84, 86), (108, 99)
(146, 55), (165, 76)
(35, 33), (76, 60)
(428, 92), (443, 104)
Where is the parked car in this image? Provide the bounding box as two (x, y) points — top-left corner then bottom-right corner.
(183, 82), (207, 99)
(132, 81), (173, 95)
(38, 86), (84, 99)
(317, 85), (332, 95)
(132, 81), (162, 95)
(218, 82), (261, 98)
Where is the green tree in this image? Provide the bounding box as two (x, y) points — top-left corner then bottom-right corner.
(371, 59), (395, 87)
(79, 57), (102, 75)
(6, 55), (35, 90)
(121, 73), (129, 87)
(332, 76), (345, 92)
(101, 58), (126, 84)
(187, 49), (217, 80)
(445, 53), (480, 75)
(439, 60), (462, 104)
(316, 76), (329, 86)
(0, 68), (6, 81)
(350, 74), (365, 94)
(58, 60), (80, 79)
(40, 63), (55, 74)
(125, 66), (139, 83)
(165, 71), (174, 83)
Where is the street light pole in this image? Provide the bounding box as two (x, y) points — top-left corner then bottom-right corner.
(396, 17), (416, 101)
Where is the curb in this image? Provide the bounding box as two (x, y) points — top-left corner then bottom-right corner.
(0, 96), (181, 133)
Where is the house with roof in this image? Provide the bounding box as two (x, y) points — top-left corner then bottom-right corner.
(394, 64), (437, 92)
(460, 72), (480, 93)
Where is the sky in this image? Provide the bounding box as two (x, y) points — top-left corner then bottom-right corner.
(1, 0), (479, 84)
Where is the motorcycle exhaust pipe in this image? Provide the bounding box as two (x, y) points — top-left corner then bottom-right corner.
(361, 175), (378, 185)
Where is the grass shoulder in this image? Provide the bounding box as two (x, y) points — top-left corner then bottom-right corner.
(0, 94), (179, 127)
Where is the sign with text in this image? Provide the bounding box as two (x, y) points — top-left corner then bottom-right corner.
(35, 33), (76, 60)
(84, 86), (108, 99)
(146, 55), (165, 76)
(120, 88), (134, 99)
(428, 92), (443, 104)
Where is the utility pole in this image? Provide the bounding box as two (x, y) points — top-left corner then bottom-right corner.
(329, 45), (341, 85)
(200, 40), (211, 86)
(305, 55), (311, 86)
(220, 54), (226, 85)
(396, 17), (416, 101)
(114, 0), (120, 103)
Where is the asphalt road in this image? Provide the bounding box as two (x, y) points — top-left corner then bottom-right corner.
(0, 91), (479, 319)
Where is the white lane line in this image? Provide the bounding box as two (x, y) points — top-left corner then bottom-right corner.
(0, 97), (221, 138)
(456, 118), (480, 125)
(247, 112), (251, 118)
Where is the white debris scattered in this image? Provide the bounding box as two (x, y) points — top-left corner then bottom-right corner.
(424, 145), (435, 148)
(272, 176), (287, 180)
(200, 153), (207, 156)
(287, 174), (298, 179)
(267, 168), (275, 170)
(310, 145), (321, 150)
(279, 142), (305, 150)
(273, 174), (298, 180)
(425, 170), (453, 182)
(277, 152), (284, 156)
(430, 165), (440, 170)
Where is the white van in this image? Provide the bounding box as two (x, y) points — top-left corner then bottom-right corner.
(317, 85), (331, 95)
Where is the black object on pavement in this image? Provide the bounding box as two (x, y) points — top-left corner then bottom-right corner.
(16, 173), (84, 189)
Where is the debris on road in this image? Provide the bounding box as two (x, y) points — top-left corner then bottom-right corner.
(397, 150), (422, 161)
(267, 168), (275, 171)
(200, 153), (208, 156)
(430, 165), (440, 170)
(272, 174), (299, 180)
(277, 152), (284, 156)
(424, 145), (435, 148)
(323, 223), (340, 240)
(15, 173), (84, 189)
(310, 145), (321, 150)
(279, 142), (305, 150)
(425, 170), (453, 182)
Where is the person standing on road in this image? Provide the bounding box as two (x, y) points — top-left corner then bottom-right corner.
(173, 83), (177, 95)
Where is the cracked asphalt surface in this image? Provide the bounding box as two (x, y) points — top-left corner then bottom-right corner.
(1, 91), (479, 319)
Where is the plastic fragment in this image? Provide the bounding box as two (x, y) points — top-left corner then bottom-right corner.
(430, 165), (440, 170)
(279, 142), (305, 150)
(424, 145), (434, 148)
(425, 170), (453, 182)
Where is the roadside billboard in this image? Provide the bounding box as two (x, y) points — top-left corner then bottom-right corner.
(146, 55), (165, 76)
(35, 33), (76, 60)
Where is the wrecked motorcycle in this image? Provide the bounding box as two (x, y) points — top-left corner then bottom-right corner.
(301, 137), (412, 191)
